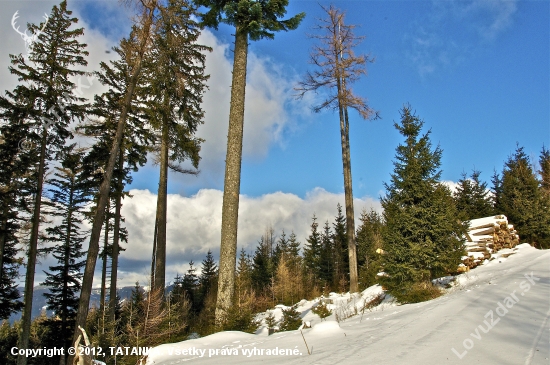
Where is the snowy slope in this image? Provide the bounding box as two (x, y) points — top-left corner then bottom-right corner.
(145, 244), (550, 365)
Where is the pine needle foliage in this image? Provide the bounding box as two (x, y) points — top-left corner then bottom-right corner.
(380, 106), (466, 303)
(278, 305), (302, 331)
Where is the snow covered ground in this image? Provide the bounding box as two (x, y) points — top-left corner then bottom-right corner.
(145, 243), (550, 365)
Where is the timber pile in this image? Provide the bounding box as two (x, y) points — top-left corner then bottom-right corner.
(458, 215), (520, 272)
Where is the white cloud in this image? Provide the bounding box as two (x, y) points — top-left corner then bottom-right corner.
(441, 180), (460, 194)
(112, 188), (381, 287)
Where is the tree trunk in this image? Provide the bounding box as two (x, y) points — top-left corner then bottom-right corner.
(59, 186), (74, 365)
(152, 114), (169, 295)
(69, 6), (155, 362)
(0, 205), (8, 286)
(109, 150), (123, 323)
(215, 25), (248, 326)
(17, 129), (47, 365)
(335, 60), (358, 293)
(341, 105), (358, 293)
(99, 204), (109, 331)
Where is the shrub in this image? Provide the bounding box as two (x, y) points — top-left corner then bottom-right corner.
(279, 305), (302, 331)
(312, 301), (332, 320)
(390, 281), (442, 304)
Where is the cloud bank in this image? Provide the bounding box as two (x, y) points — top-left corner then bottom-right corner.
(112, 188), (381, 287)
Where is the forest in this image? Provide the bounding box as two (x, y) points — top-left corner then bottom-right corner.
(0, 1), (548, 365)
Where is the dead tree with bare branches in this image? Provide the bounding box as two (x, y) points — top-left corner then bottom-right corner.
(296, 5), (379, 293)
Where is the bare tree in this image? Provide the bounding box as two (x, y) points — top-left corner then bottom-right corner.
(296, 5), (379, 293)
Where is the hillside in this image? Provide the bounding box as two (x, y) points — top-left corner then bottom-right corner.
(145, 243), (549, 365)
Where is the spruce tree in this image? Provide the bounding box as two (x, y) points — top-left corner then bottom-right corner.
(73, 2), (159, 347)
(4, 3), (89, 361)
(381, 106), (466, 303)
(40, 146), (89, 359)
(147, 0), (210, 295)
(453, 170), (493, 220)
(278, 305), (302, 331)
(498, 145), (550, 248)
(0, 98), (31, 319)
(81, 35), (150, 323)
(198, 250), (218, 307)
(235, 248), (252, 294)
(318, 221), (334, 290)
(183, 262), (199, 314)
(251, 237), (273, 293)
(540, 146), (550, 196)
(272, 230), (288, 270)
(195, 0), (305, 324)
(332, 204), (348, 288)
(356, 208), (384, 289)
(303, 215), (322, 282)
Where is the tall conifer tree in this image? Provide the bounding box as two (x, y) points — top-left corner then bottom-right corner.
(194, 0), (305, 324)
(146, 0), (210, 295)
(498, 146), (550, 248)
(41, 146), (89, 362)
(3, 3), (89, 360)
(381, 106), (465, 302)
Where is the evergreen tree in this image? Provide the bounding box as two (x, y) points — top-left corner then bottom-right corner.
(303, 215), (322, 281)
(498, 145), (550, 248)
(332, 204), (348, 288)
(195, 0), (305, 324)
(0, 101), (30, 320)
(3, 3), (89, 361)
(183, 261), (199, 313)
(381, 106), (466, 303)
(272, 230), (288, 270)
(40, 146), (90, 356)
(235, 248), (252, 294)
(318, 221), (334, 290)
(198, 250), (218, 307)
(73, 1), (159, 345)
(540, 145), (550, 195)
(251, 236), (273, 293)
(148, 0), (210, 295)
(453, 170), (494, 220)
(278, 305), (302, 331)
(356, 208), (384, 289)
(80, 34), (149, 324)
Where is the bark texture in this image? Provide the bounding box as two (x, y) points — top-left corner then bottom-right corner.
(152, 116), (169, 294)
(215, 26), (248, 326)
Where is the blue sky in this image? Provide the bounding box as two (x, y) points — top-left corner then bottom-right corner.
(132, 0), (548, 199)
(1, 0), (548, 287)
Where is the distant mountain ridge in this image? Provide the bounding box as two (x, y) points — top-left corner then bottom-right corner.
(7, 285), (138, 324)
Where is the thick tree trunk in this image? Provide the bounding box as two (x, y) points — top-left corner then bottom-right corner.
(17, 129), (47, 365)
(109, 150), (123, 323)
(215, 26), (248, 326)
(69, 6), (155, 362)
(152, 115), (169, 295)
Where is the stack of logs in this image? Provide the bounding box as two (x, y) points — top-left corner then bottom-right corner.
(459, 215), (520, 272)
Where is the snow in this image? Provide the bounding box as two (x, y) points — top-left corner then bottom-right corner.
(144, 243), (549, 365)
